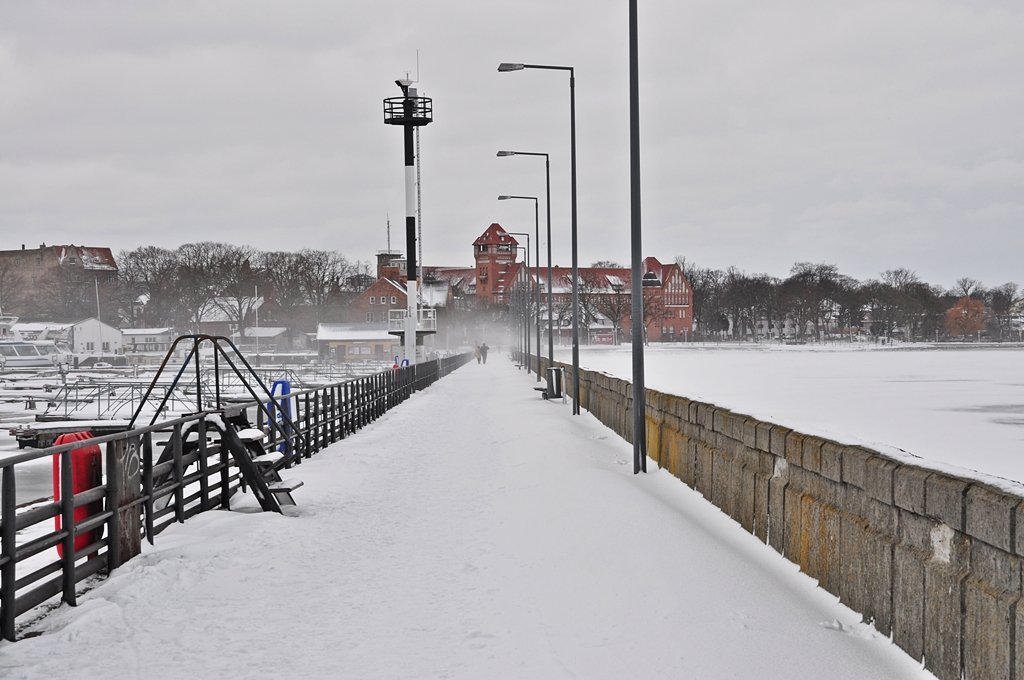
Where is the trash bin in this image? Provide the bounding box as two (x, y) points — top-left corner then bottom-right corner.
(546, 367), (563, 399)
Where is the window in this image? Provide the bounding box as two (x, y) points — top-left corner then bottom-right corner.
(369, 296), (375, 304)
(102, 342), (110, 351)
(478, 245), (488, 253)
(366, 312), (372, 322)
(86, 342), (95, 351)
(390, 296), (397, 305)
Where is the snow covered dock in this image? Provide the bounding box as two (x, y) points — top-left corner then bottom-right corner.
(0, 359), (933, 679)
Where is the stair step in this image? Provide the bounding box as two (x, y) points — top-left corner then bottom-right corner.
(252, 451), (284, 466)
(236, 428), (266, 442)
(268, 479), (304, 493)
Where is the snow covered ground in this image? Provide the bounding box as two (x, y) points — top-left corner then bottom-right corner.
(567, 344), (1024, 489)
(0, 359), (934, 679)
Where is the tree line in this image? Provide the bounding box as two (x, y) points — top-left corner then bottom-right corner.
(677, 260), (1022, 341)
(5, 243), (373, 332)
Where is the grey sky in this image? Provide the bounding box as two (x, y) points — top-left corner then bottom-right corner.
(2, 1), (1022, 287)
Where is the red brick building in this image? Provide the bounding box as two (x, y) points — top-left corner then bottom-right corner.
(455, 223), (692, 342)
(347, 278), (408, 325)
(367, 223), (693, 343)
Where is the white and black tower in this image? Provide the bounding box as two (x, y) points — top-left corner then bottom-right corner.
(384, 79), (433, 364)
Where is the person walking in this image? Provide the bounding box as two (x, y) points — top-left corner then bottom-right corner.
(480, 342), (489, 364)
(474, 344), (482, 364)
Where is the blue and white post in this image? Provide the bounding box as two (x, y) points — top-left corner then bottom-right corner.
(384, 79), (433, 365)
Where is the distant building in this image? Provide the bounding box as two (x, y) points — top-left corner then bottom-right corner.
(349, 278), (408, 326)
(316, 324), (400, 362)
(0, 243), (118, 318)
(350, 222), (692, 346)
(66, 318), (123, 357)
(122, 327), (179, 365)
(236, 326), (292, 352)
(465, 223), (693, 342)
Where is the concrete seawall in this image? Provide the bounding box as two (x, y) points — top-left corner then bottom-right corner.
(548, 358), (1022, 680)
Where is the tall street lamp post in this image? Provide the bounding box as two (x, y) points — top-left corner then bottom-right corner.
(512, 243), (531, 367)
(629, 0), (647, 473)
(497, 153), (552, 386)
(498, 196), (542, 381)
(498, 63), (580, 415)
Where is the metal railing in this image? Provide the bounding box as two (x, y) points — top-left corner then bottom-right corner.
(0, 351), (472, 640)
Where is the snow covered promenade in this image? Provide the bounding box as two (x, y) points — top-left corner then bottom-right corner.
(1, 359), (934, 679)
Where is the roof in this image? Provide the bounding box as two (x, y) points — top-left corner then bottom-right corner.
(472, 223), (519, 247)
(55, 245), (118, 271)
(242, 326), (288, 338)
(122, 327), (176, 336)
(317, 324), (399, 342)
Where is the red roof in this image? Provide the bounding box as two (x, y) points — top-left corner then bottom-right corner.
(472, 223), (519, 247)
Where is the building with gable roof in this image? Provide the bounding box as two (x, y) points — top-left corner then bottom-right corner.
(0, 243), (119, 319)
(355, 222), (692, 344)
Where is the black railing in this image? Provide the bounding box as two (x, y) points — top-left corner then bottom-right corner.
(0, 351), (472, 640)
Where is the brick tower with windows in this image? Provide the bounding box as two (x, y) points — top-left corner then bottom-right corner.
(472, 223), (519, 304)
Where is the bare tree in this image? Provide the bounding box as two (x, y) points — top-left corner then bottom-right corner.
(117, 246), (181, 327)
(954, 277), (985, 299)
(986, 283), (1021, 340)
(592, 280), (632, 343)
(676, 258), (726, 339)
(209, 244), (261, 332)
(642, 287), (666, 343)
(174, 242), (223, 332)
(297, 249), (350, 323)
(780, 263), (840, 340)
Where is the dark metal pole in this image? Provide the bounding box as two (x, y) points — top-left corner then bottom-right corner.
(545, 157), (554, 380)
(569, 69), (580, 415)
(506, 230), (534, 370)
(533, 197), (542, 381)
(629, 0), (647, 473)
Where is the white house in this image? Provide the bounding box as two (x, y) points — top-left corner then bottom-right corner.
(67, 318), (123, 357)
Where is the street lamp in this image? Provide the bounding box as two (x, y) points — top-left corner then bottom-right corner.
(498, 196), (542, 382)
(628, 0), (647, 472)
(505, 233), (533, 373)
(512, 243), (531, 367)
(496, 152), (553, 388)
(498, 62), (581, 415)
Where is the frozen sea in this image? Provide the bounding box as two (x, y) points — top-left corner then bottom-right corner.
(562, 343), (1024, 489)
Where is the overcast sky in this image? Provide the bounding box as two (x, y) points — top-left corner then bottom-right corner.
(2, 1), (1022, 287)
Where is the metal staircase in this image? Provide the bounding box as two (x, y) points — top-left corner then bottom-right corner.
(128, 335), (308, 513)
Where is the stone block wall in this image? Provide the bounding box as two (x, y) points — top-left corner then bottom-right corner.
(546, 358), (1022, 680)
